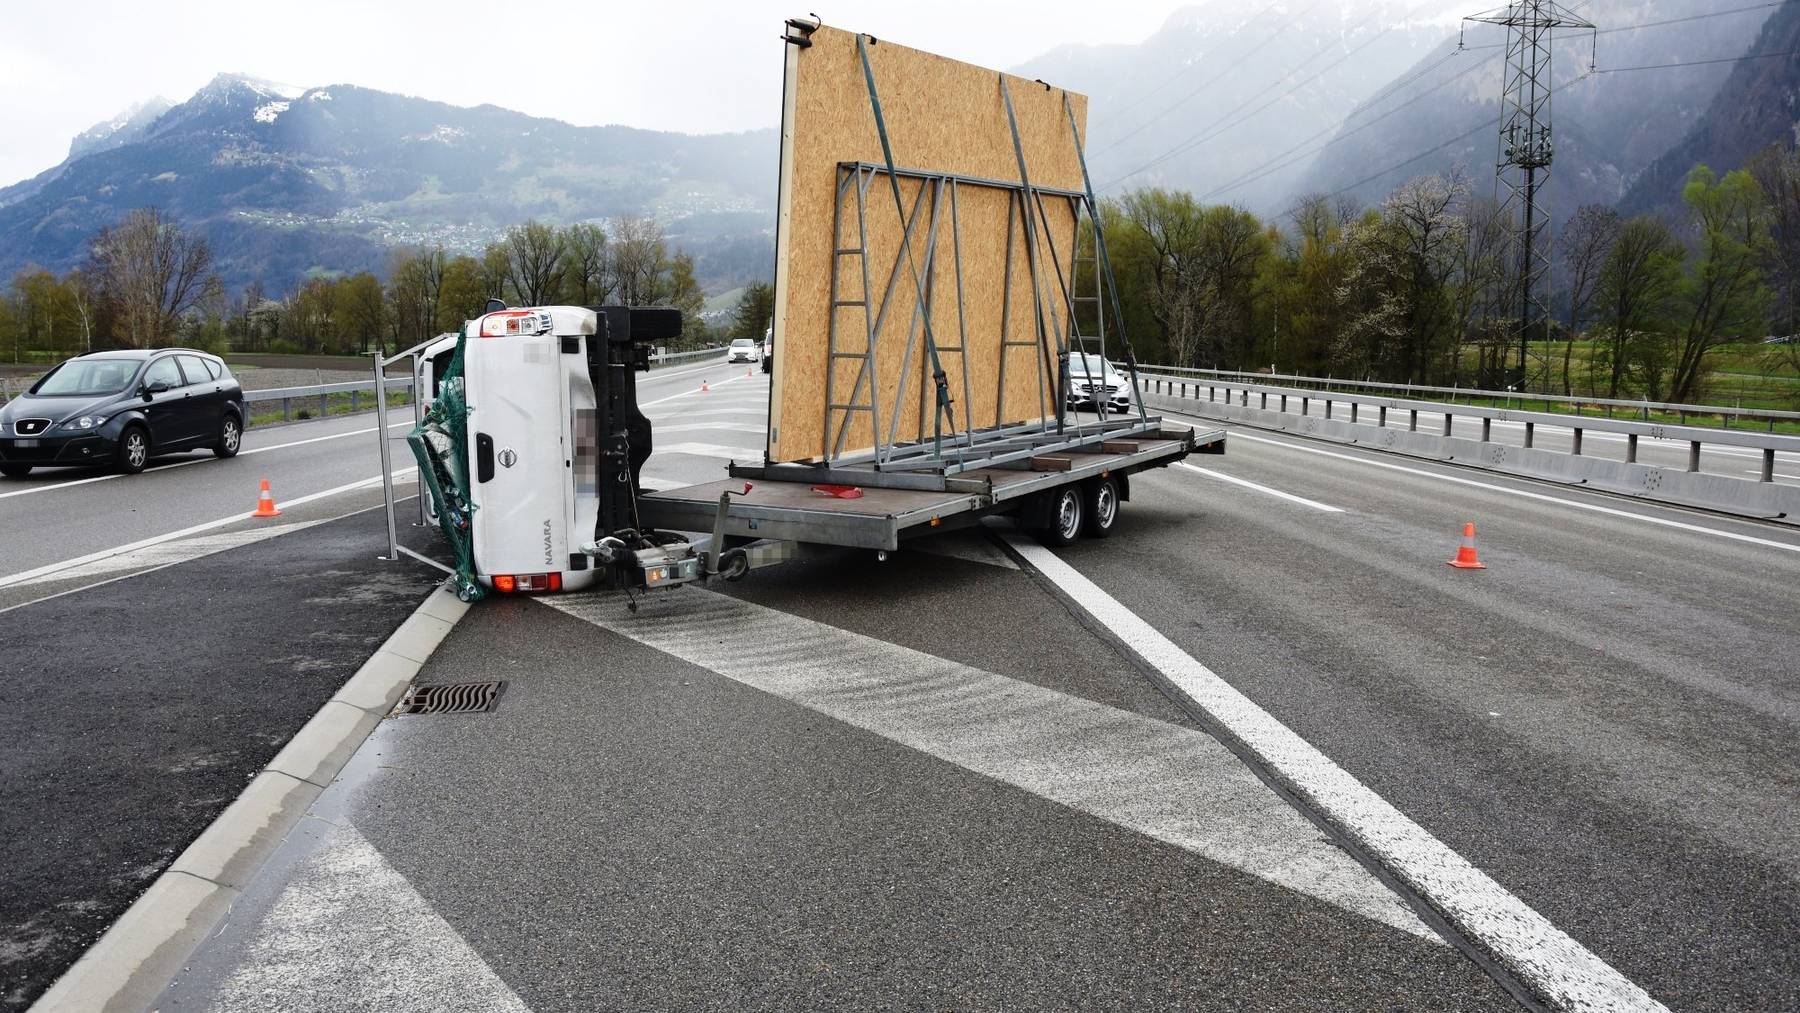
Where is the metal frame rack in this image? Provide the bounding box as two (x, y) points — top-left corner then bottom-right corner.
(811, 46), (1159, 483)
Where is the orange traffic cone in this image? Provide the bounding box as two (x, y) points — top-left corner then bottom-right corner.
(251, 479), (281, 518)
(1447, 522), (1484, 569)
(701, 380), (710, 393)
(746, 367), (753, 378)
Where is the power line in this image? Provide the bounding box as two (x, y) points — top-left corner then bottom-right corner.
(1100, 2), (1303, 151)
(1097, 0), (1454, 191)
(1160, 0), (1782, 206)
(1308, 44), (1800, 208)
(1200, 48), (1493, 201)
(1592, 46), (1800, 73)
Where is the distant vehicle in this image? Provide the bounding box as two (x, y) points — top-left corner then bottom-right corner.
(761, 324), (774, 374)
(728, 337), (762, 364)
(1763, 335), (1795, 345)
(1066, 352), (1133, 414)
(0, 349), (245, 477)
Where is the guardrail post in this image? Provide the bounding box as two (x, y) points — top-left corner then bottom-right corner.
(1762, 449), (1775, 482)
(1240, 388), (1248, 407)
(1301, 396), (1309, 416)
(1481, 417), (1491, 442)
(1408, 409), (1417, 432)
(1280, 394), (1287, 413)
(351, 389), (360, 413)
(318, 391), (329, 418)
(1260, 392), (1267, 409)
(1687, 441), (1700, 472)
(1571, 428), (1583, 456)
(1325, 399), (1333, 420)
(1350, 402), (1358, 423)
(373, 352), (400, 561)
(282, 397), (292, 422)
(1524, 422), (1534, 448)
(1208, 385), (1215, 402)
(1442, 414), (1453, 438)
(1378, 406), (1387, 427)
(1626, 434), (1638, 463)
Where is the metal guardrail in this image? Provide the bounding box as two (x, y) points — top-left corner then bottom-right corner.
(1132, 369), (1800, 484)
(243, 376), (416, 422)
(1131, 364), (1800, 429)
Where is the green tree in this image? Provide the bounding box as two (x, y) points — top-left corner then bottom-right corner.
(437, 255), (489, 334)
(1667, 166), (1773, 402)
(560, 222), (612, 305)
(334, 272), (386, 354)
(502, 221), (565, 306)
(732, 281), (776, 340)
(1595, 215), (1684, 398)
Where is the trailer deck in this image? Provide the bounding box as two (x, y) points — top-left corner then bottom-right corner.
(638, 426), (1224, 551)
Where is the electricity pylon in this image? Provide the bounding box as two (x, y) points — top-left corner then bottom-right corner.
(1463, 1), (1595, 391)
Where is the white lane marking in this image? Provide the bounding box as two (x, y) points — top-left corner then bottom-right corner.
(651, 422), (768, 436)
(2, 523), (329, 590)
(204, 824), (531, 1013)
(1175, 462), (1344, 513)
(0, 469), (415, 589)
(0, 420), (411, 501)
(1002, 533), (1666, 1012)
(547, 589), (1435, 940)
(1212, 427), (1800, 556)
(396, 543), (454, 575)
(641, 354), (730, 383)
(642, 407), (768, 422)
(655, 442), (764, 461)
(637, 372), (758, 408)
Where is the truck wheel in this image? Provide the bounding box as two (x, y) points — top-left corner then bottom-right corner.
(1038, 486), (1083, 547)
(1082, 477), (1120, 538)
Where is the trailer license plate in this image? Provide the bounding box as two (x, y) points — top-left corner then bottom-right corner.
(13, 439), (37, 448)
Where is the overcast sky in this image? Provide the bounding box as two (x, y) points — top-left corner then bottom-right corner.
(0, 0), (1187, 187)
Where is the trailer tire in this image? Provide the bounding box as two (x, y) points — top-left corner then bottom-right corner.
(719, 547), (750, 582)
(1082, 477), (1119, 538)
(1038, 486), (1084, 547)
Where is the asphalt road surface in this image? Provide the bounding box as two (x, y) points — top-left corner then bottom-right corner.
(7, 359), (1792, 1007)
(119, 371), (1800, 1011)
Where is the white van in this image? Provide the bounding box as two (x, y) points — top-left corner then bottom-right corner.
(459, 307), (600, 593)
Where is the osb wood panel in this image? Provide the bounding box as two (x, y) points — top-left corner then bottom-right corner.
(767, 23), (1089, 463)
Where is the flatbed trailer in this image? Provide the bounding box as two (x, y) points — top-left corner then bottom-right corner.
(640, 428), (1222, 555)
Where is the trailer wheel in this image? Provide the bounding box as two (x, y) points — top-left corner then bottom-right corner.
(1082, 477), (1120, 538)
(719, 547), (750, 582)
(1038, 486), (1084, 547)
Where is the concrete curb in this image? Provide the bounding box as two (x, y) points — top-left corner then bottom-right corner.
(28, 579), (472, 1013)
(1147, 391), (1800, 527)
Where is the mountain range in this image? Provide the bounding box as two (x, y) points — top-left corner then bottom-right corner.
(0, 75), (776, 294)
(0, 2), (1793, 297)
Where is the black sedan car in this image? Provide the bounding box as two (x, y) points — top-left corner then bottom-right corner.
(0, 349), (245, 477)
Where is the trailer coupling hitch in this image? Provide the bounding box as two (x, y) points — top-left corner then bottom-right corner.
(707, 482), (755, 580)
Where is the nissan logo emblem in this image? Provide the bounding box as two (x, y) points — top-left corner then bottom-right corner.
(498, 448), (518, 469)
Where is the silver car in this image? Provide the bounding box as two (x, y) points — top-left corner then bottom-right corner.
(1066, 353), (1133, 414)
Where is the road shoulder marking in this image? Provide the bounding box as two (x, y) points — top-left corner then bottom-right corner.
(1175, 462), (1344, 513)
(27, 579), (469, 1013)
(1000, 531), (1665, 1013)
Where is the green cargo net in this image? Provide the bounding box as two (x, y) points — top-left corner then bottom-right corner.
(407, 332), (484, 602)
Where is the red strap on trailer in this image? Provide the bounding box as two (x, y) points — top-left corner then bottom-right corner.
(811, 484), (864, 499)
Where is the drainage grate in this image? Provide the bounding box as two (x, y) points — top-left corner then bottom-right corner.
(397, 681), (505, 715)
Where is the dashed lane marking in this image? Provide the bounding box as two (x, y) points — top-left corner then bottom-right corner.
(1175, 462), (1344, 513)
(1002, 532), (1666, 1013)
(0, 420), (412, 500)
(637, 372), (758, 408)
(546, 588), (1439, 941)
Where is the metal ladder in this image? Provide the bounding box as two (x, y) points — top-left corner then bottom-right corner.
(823, 164), (882, 460)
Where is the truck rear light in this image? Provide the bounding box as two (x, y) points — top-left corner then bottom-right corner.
(478, 310), (552, 337)
(490, 573), (561, 594)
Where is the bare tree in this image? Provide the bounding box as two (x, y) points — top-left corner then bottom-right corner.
(503, 221), (565, 306)
(1557, 205), (1621, 394)
(611, 215), (670, 306)
(87, 208), (213, 347)
(561, 222), (613, 305)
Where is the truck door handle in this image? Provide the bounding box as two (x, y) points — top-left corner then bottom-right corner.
(476, 433), (495, 482)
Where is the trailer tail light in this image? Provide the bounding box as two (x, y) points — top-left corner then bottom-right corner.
(491, 573), (561, 594)
(478, 310), (552, 337)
